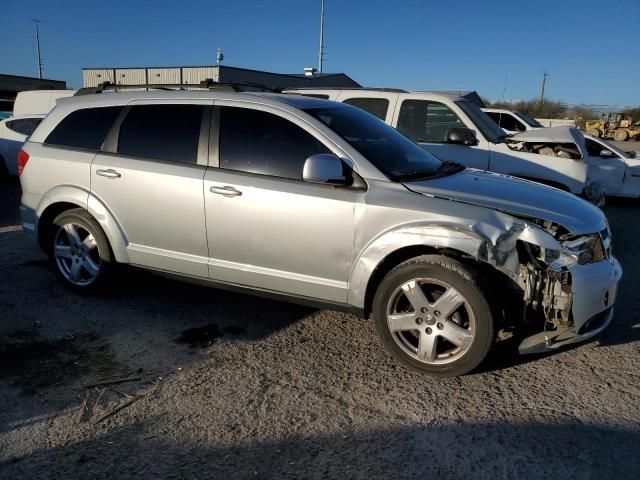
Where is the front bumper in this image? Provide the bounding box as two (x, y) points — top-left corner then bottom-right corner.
(519, 256), (622, 354)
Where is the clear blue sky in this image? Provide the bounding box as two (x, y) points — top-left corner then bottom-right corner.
(1, 0), (639, 107)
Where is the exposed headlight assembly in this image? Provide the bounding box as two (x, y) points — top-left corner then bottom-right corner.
(543, 234), (606, 270)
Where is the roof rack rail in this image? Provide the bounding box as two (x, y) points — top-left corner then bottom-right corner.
(284, 87), (408, 93)
(74, 80), (281, 96)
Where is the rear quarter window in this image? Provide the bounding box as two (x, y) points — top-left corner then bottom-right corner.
(45, 106), (123, 151)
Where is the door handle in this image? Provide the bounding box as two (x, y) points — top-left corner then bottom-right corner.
(210, 186), (242, 197)
(96, 168), (121, 179)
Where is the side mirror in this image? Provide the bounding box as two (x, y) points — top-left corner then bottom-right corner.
(303, 154), (350, 186)
(599, 149), (614, 158)
(626, 151), (637, 159)
(447, 127), (477, 146)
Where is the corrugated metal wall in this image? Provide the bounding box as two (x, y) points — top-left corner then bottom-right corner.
(82, 67), (219, 87)
(148, 68), (181, 84)
(83, 69), (115, 87)
(182, 67), (218, 85)
(115, 69), (146, 85)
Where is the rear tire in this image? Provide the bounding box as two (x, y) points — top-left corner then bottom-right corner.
(588, 128), (601, 138)
(372, 255), (494, 377)
(48, 208), (114, 293)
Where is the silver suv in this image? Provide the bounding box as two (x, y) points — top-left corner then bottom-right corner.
(19, 91), (622, 376)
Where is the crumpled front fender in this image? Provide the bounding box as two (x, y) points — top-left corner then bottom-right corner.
(347, 219), (559, 310)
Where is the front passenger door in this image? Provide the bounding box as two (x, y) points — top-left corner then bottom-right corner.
(204, 104), (361, 304)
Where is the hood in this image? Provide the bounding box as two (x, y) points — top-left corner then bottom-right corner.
(509, 126), (587, 154)
(404, 169), (606, 235)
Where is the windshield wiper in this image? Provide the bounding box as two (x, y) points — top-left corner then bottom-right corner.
(392, 161), (465, 182)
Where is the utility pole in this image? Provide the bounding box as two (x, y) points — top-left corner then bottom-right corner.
(538, 71), (548, 115)
(318, 0), (325, 74)
(32, 19), (43, 79)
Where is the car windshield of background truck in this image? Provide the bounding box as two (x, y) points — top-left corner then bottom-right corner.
(305, 106), (443, 181)
(455, 100), (508, 143)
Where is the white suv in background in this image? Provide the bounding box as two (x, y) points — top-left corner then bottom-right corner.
(481, 108), (544, 134)
(285, 88), (599, 201)
(0, 115), (44, 177)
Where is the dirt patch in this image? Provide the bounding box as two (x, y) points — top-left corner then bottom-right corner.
(174, 323), (246, 349)
(0, 330), (127, 395)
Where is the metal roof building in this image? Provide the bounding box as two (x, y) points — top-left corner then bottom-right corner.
(0, 73), (67, 111)
(82, 65), (360, 90)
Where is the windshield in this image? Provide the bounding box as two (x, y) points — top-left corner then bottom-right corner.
(455, 100), (507, 143)
(514, 111), (544, 128)
(304, 106), (445, 180)
(587, 136), (634, 159)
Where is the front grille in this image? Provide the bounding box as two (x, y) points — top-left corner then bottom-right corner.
(578, 308), (611, 335)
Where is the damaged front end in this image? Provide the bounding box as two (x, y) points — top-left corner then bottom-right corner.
(486, 218), (619, 354)
(507, 126), (587, 160)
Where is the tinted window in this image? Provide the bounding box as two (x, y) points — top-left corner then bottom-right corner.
(219, 107), (330, 180)
(397, 100), (465, 142)
(305, 106), (442, 180)
(117, 105), (204, 163)
(343, 98), (389, 120)
(45, 107), (122, 150)
(6, 118), (42, 136)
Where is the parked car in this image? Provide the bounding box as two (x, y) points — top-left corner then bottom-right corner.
(481, 108), (543, 134)
(19, 91), (621, 377)
(584, 134), (640, 197)
(285, 88), (600, 203)
(0, 115), (44, 177)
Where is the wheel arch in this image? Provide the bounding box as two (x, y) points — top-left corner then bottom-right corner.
(36, 187), (129, 263)
(349, 220), (560, 318)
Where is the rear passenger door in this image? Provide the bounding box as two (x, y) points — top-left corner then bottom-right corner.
(91, 101), (212, 277)
(392, 99), (489, 170)
(204, 103), (359, 303)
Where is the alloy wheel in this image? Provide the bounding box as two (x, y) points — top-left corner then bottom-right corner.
(386, 278), (475, 365)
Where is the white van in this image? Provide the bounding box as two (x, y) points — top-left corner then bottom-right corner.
(13, 90), (76, 116)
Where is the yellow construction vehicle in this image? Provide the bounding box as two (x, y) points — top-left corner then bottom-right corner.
(586, 113), (640, 141)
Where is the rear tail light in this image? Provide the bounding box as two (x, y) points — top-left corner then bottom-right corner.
(17, 149), (29, 176)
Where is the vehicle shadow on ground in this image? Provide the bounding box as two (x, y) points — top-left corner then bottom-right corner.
(1, 418), (638, 479)
(0, 179), (21, 227)
(597, 199), (640, 348)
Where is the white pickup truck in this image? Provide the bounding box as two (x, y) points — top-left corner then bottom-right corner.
(285, 88), (599, 202)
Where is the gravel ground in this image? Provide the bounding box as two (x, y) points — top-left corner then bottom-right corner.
(0, 180), (639, 479)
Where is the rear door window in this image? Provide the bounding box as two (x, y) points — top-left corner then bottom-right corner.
(397, 100), (465, 142)
(6, 118), (42, 136)
(117, 104), (205, 164)
(45, 106), (123, 150)
(219, 106), (330, 180)
(342, 98), (389, 121)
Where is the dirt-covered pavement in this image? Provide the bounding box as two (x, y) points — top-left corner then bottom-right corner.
(0, 180), (639, 479)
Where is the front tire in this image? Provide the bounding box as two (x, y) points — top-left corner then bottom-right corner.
(373, 255), (494, 377)
(48, 209), (113, 293)
(614, 129), (629, 141)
